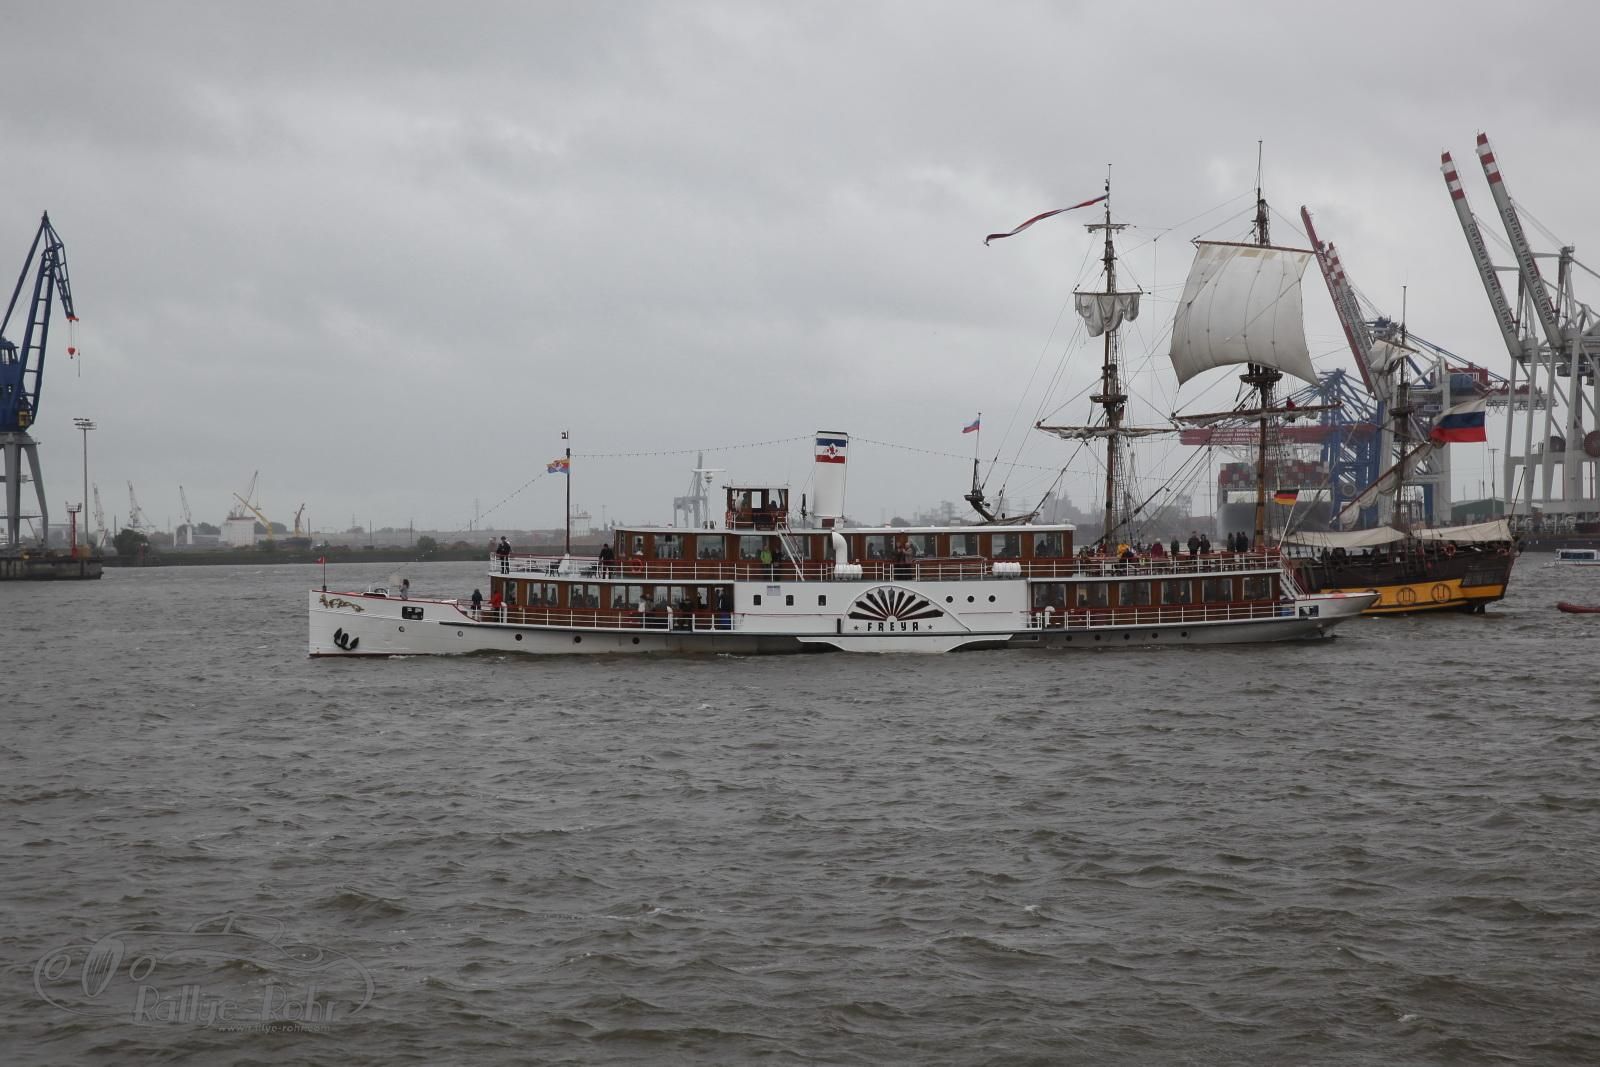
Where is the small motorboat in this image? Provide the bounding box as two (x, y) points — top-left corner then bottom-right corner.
(1556, 601), (1600, 614)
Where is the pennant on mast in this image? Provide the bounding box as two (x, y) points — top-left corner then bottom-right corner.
(984, 195), (1109, 245)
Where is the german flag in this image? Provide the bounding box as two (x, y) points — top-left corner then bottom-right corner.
(1273, 489), (1298, 506)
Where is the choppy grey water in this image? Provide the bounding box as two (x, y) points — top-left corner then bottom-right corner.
(3, 557), (1598, 1065)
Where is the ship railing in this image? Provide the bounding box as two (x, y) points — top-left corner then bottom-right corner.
(1031, 599), (1298, 631)
(489, 551), (1290, 583)
(462, 604), (740, 632)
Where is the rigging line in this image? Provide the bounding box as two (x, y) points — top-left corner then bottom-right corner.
(1139, 191), (1255, 243)
(462, 471), (552, 529)
(852, 435), (1065, 473)
(981, 234), (1098, 495)
(574, 434), (811, 459)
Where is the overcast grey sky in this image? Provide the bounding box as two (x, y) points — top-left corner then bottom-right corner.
(4, 0), (1596, 534)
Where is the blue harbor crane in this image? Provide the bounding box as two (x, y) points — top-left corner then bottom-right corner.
(1, 213), (77, 548)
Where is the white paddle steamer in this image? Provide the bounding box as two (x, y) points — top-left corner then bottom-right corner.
(308, 433), (1373, 656)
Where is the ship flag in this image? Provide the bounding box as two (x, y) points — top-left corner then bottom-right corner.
(1429, 397), (1488, 444)
(547, 457), (570, 474)
(984, 195), (1108, 245)
(815, 435), (848, 464)
(962, 417), (980, 434)
(1273, 489), (1299, 506)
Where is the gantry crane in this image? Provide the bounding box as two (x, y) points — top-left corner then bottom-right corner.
(178, 485), (194, 545)
(1, 213), (77, 547)
(1443, 132), (1599, 522)
(127, 481), (151, 533)
(91, 483), (106, 548)
(233, 491), (274, 543)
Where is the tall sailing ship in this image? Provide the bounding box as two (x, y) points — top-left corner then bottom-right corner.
(1277, 197), (1517, 614)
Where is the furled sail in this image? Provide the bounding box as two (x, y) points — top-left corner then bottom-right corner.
(1168, 241), (1318, 386)
(1334, 440), (1439, 527)
(1036, 423), (1170, 441)
(1368, 338), (1412, 375)
(1074, 291), (1141, 338)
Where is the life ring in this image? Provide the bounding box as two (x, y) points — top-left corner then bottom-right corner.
(1443, 543), (1456, 558)
(626, 558), (643, 576)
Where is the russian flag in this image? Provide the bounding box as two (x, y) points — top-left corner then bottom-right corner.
(962, 417), (981, 434)
(815, 435), (848, 464)
(1430, 398), (1488, 444)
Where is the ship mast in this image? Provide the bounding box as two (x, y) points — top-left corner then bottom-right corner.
(1243, 146), (1278, 549)
(1087, 177), (1130, 548)
(1390, 289), (1413, 529)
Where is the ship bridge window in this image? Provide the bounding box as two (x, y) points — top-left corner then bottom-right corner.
(1243, 575), (1271, 600)
(1074, 583), (1108, 607)
(1033, 531), (1065, 558)
(1203, 577), (1234, 602)
(949, 533), (978, 557)
(632, 534), (646, 557)
(990, 533), (1021, 559)
(656, 535), (682, 560)
(1162, 580), (1193, 604)
(695, 535), (726, 560)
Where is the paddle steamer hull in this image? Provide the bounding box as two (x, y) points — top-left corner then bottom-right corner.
(308, 581), (1373, 657)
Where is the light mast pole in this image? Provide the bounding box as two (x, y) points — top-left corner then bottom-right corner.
(73, 417), (95, 551)
(563, 430), (571, 554)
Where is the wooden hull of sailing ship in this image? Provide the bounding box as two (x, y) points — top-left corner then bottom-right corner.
(1290, 551), (1513, 615)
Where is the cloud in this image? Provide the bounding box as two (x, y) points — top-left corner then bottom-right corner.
(2, 0), (1594, 535)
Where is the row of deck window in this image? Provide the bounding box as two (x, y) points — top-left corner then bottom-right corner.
(1031, 575), (1276, 610)
(628, 529), (1070, 561)
(493, 578), (732, 612)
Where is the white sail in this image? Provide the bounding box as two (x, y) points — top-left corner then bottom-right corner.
(1169, 241), (1318, 387)
(1074, 291), (1141, 338)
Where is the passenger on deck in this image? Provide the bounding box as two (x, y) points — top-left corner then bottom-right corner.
(470, 588), (483, 618)
(599, 543), (615, 576)
(496, 536), (512, 573)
